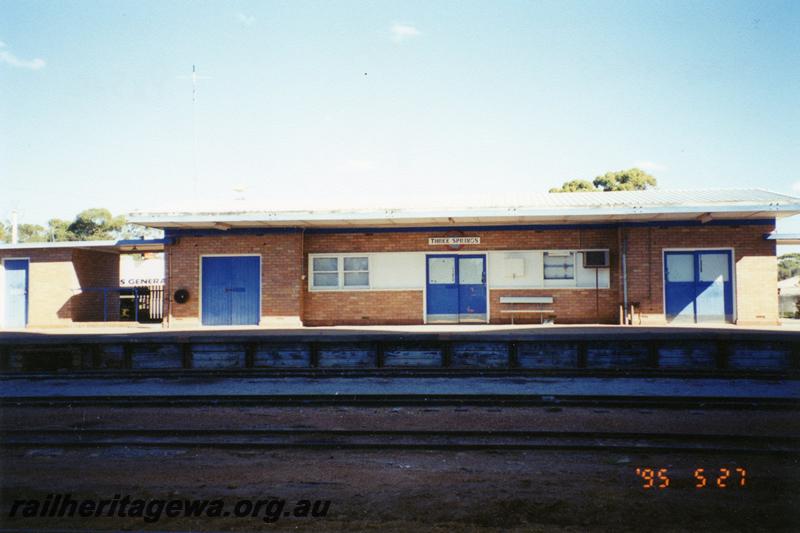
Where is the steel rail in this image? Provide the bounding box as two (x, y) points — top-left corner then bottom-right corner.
(2, 428), (797, 456)
(2, 368), (797, 380)
(2, 394), (798, 410)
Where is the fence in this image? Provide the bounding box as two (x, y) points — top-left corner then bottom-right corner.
(120, 286), (164, 323)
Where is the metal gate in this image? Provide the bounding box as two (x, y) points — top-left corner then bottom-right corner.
(120, 286), (164, 323)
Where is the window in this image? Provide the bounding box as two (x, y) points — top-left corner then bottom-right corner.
(544, 251), (575, 280)
(428, 257), (455, 284)
(344, 257), (369, 287)
(312, 257), (339, 288)
(311, 255), (369, 289)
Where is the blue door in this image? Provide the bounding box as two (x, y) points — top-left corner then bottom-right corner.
(458, 255), (487, 322)
(202, 256), (260, 326)
(664, 250), (733, 323)
(695, 251), (733, 323)
(426, 255), (458, 323)
(3, 259), (29, 328)
(664, 253), (696, 323)
(426, 255), (487, 323)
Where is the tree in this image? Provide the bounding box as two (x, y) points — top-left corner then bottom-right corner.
(67, 208), (126, 240)
(118, 223), (162, 240)
(778, 253), (800, 280)
(16, 224), (48, 242)
(550, 167), (657, 193)
(593, 168), (657, 191)
(549, 179), (595, 193)
(2, 209), (131, 243)
(47, 218), (72, 241)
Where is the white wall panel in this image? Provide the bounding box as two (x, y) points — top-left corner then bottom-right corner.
(370, 253), (425, 289)
(315, 249), (610, 291)
(488, 251), (544, 288)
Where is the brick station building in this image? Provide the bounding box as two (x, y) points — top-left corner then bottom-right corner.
(2, 189), (799, 329)
(126, 189), (799, 328)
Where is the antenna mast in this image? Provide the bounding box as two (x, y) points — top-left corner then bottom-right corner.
(192, 64), (198, 200)
(186, 64), (210, 202)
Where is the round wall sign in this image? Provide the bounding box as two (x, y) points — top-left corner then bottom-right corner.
(173, 289), (190, 304)
(445, 230), (466, 250)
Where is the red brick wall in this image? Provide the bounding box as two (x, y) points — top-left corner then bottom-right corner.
(304, 228), (619, 253)
(625, 223), (778, 325)
(489, 288), (619, 324)
(165, 233), (303, 326)
(70, 250), (120, 321)
(304, 291), (423, 326)
(162, 221), (778, 327)
(303, 228), (621, 325)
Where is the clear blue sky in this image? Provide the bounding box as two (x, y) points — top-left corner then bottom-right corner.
(2, 1), (799, 234)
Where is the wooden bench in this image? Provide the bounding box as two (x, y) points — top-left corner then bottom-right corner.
(499, 296), (555, 324)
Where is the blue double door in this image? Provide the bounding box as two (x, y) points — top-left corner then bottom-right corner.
(426, 254), (487, 323)
(664, 250), (733, 323)
(3, 259), (29, 328)
(201, 256), (260, 326)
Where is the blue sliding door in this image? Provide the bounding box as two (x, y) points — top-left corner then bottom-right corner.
(664, 250), (733, 324)
(201, 256), (260, 326)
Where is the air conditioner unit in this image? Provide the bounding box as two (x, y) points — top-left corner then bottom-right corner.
(582, 250), (609, 268)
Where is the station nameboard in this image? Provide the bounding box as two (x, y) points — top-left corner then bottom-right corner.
(428, 237), (480, 246)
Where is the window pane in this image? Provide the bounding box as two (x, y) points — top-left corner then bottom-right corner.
(666, 254), (694, 282)
(344, 257), (368, 271)
(344, 272), (369, 287)
(699, 253), (729, 282)
(313, 272), (339, 287)
(458, 257), (484, 284)
(544, 252), (575, 280)
(428, 257), (455, 284)
(313, 257), (338, 272)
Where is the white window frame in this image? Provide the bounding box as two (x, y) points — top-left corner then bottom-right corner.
(310, 256), (340, 289)
(309, 253), (371, 291)
(342, 256), (370, 288)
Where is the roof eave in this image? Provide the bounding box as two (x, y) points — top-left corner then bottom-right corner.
(128, 204), (798, 229)
(0, 238), (169, 252)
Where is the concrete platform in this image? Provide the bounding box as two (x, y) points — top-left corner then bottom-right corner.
(3, 323), (800, 344)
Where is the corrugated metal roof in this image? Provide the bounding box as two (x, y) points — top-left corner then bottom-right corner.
(128, 189), (800, 228)
(501, 189), (799, 208)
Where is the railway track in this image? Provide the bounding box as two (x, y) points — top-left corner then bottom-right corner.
(2, 368), (798, 379)
(2, 393), (798, 409)
(2, 428), (797, 455)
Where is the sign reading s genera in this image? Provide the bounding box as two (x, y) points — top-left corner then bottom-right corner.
(120, 278), (165, 286)
(428, 237), (480, 246)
